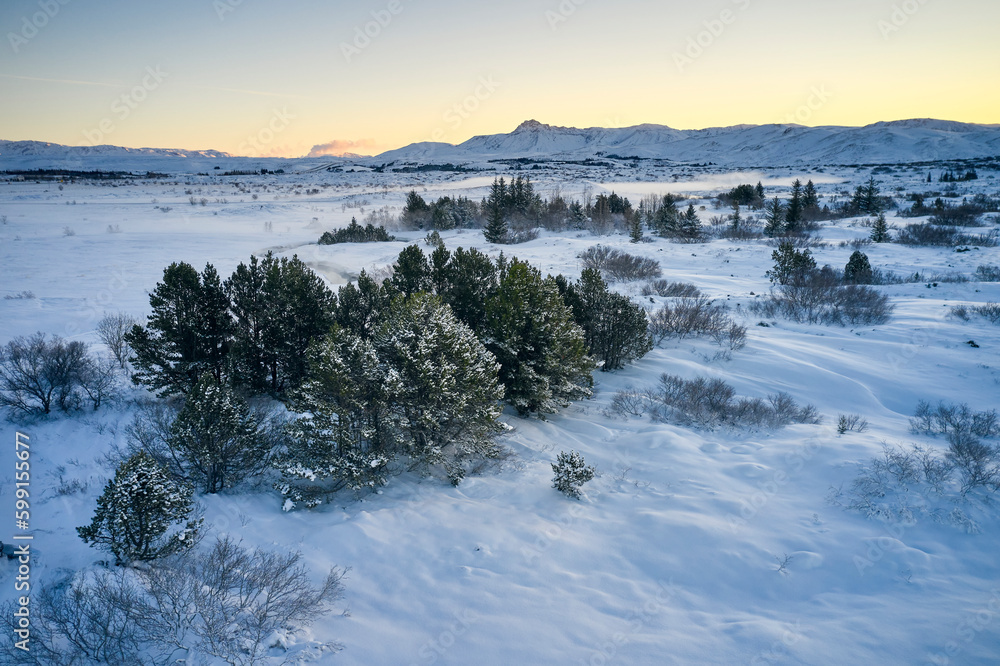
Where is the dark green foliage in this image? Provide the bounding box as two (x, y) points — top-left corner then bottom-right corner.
(844, 251), (874, 285)
(785, 179), (804, 233)
(167, 374), (275, 494)
(227, 253), (337, 395)
(870, 212), (891, 243)
(849, 177), (885, 216)
(484, 259), (594, 416)
(484, 177), (510, 243)
(390, 245), (433, 298)
(802, 180), (820, 217)
(552, 450), (595, 499)
(719, 183), (763, 209)
(334, 270), (393, 339)
(766, 241), (817, 285)
(402, 191), (431, 228)
(127, 262), (233, 396)
(560, 269), (652, 371)
(77, 451), (201, 565)
(435, 247), (499, 334)
(319, 218), (395, 244)
(764, 197), (785, 237)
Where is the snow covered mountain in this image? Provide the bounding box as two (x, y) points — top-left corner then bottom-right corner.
(0, 139), (231, 160)
(376, 118), (1000, 166)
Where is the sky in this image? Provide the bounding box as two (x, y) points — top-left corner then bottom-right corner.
(1, 0), (997, 157)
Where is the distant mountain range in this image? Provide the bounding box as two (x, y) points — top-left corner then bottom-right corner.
(3, 119), (999, 170)
(375, 119), (1000, 166)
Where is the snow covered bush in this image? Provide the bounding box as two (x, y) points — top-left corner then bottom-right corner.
(318, 217), (395, 244)
(641, 280), (701, 298)
(752, 269), (894, 326)
(77, 450), (202, 565)
(552, 450), (596, 499)
(648, 296), (746, 351)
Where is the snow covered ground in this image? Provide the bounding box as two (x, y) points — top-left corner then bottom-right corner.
(0, 161), (999, 665)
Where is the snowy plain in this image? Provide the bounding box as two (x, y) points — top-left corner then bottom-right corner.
(0, 156), (999, 665)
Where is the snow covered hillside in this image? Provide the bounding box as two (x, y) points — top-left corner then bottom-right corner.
(0, 159), (999, 664)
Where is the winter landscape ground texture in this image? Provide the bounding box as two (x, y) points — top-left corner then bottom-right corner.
(1, 150), (999, 665)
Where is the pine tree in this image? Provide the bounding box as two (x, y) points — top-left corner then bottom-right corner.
(679, 204), (702, 241)
(562, 269), (651, 371)
(764, 197), (785, 237)
(484, 178), (509, 244)
(803, 180), (820, 215)
(729, 201), (742, 232)
(843, 251), (874, 285)
(127, 262), (234, 396)
(654, 195), (680, 238)
(755, 181), (765, 201)
(281, 329), (398, 505)
(785, 180), (804, 233)
(484, 259), (594, 416)
(77, 450), (201, 565)
(225, 254), (271, 393)
(551, 450), (595, 500)
(167, 374), (273, 493)
(869, 212), (891, 243)
(374, 294), (504, 484)
(628, 212), (643, 243)
(402, 190), (431, 228)
(390, 245), (433, 298)
(334, 270), (393, 339)
(436, 247), (499, 335)
(766, 241), (817, 285)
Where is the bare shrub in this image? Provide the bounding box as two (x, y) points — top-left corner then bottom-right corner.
(641, 280), (701, 298)
(648, 296), (728, 343)
(647, 374), (820, 431)
(910, 401), (1000, 439)
(946, 431), (1000, 496)
(579, 245), (661, 282)
(0, 538), (346, 665)
(97, 312), (137, 369)
(711, 322), (748, 352)
(897, 223), (998, 247)
(608, 388), (648, 418)
(837, 414), (869, 434)
(0, 333), (91, 415)
(975, 264), (1000, 282)
(751, 276), (893, 327)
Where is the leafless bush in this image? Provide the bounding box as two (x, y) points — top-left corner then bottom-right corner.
(3, 291), (35, 300)
(0, 333), (90, 415)
(645, 374), (820, 431)
(641, 280), (701, 298)
(97, 312), (137, 369)
(648, 296), (728, 343)
(975, 264), (1000, 282)
(837, 414), (869, 434)
(946, 431), (1000, 496)
(0, 538), (346, 665)
(751, 278), (893, 327)
(607, 388), (649, 418)
(711, 322), (748, 352)
(956, 303), (1000, 325)
(910, 401), (1000, 439)
(897, 223), (998, 247)
(579, 245), (662, 282)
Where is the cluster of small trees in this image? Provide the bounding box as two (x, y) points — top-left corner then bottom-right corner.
(762, 179), (824, 237)
(319, 218), (395, 244)
(640, 193), (703, 242)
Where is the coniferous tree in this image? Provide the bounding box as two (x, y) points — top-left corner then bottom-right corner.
(679, 204), (702, 241)
(484, 259), (594, 416)
(870, 212), (891, 243)
(334, 270), (393, 339)
(654, 194), (680, 238)
(374, 294), (504, 484)
(484, 177), (509, 243)
(77, 450), (201, 565)
(803, 180), (820, 216)
(561, 269), (651, 371)
(390, 245), (433, 298)
(628, 212), (643, 243)
(402, 190), (431, 228)
(127, 262), (233, 396)
(167, 374), (274, 493)
(843, 251), (874, 285)
(755, 181), (766, 201)
(766, 241), (817, 285)
(764, 197), (785, 237)
(785, 179), (804, 233)
(437, 247), (499, 335)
